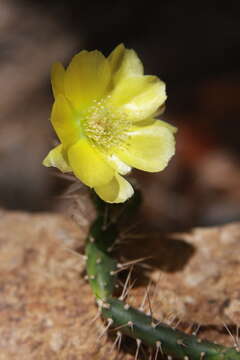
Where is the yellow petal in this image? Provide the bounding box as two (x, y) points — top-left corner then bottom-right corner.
(109, 45), (143, 85)
(65, 50), (111, 110)
(95, 173), (134, 203)
(153, 119), (177, 134)
(51, 95), (81, 147)
(117, 120), (176, 172)
(68, 139), (114, 187)
(109, 75), (166, 121)
(105, 153), (131, 175)
(108, 43), (125, 75)
(135, 118), (177, 133)
(42, 144), (71, 172)
(51, 62), (65, 99)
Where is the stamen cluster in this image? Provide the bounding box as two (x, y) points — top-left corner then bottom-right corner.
(83, 98), (132, 151)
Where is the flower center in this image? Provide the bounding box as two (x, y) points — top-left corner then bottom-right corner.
(83, 98), (132, 151)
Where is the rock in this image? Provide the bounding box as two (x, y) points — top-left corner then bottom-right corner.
(126, 222), (240, 347)
(0, 210), (106, 360)
(0, 209), (239, 359)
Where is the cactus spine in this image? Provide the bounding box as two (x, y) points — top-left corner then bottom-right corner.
(86, 193), (240, 359)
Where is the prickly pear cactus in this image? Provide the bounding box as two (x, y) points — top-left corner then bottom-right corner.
(85, 193), (240, 360)
(42, 43), (240, 360)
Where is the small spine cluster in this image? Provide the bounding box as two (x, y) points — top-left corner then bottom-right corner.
(85, 194), (240, 360)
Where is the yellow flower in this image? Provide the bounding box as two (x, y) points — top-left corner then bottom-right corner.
(43, 44), (176, 203)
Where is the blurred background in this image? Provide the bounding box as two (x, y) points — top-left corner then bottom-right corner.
(1, 0), (240, 231)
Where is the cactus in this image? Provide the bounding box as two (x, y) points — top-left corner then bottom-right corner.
(85, 192), (240, 360)
(42, 41), (239, 359)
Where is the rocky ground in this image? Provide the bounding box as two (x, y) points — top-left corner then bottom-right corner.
(0, 208), (239, 359)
